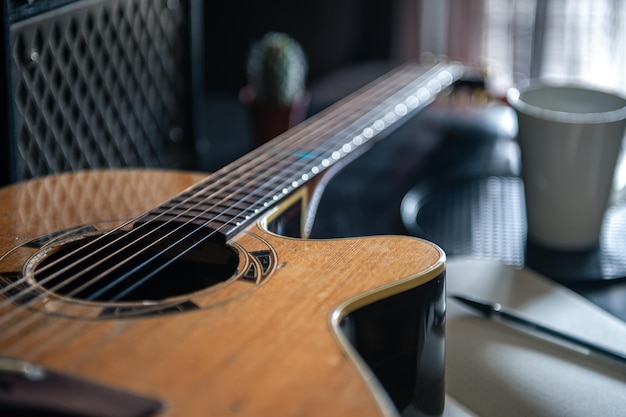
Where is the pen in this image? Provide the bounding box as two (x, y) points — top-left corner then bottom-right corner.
(451, 294), (626, 365)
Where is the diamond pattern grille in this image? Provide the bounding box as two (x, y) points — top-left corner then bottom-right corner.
(10, 0), (191, 181)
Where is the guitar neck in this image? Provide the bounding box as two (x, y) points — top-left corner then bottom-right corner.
(140, 61), (463, 237)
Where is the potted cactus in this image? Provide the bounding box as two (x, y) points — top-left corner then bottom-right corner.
(240, 32), (309, 147)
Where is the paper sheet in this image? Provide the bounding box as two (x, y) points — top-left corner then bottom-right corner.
(442, 258), (626, 417)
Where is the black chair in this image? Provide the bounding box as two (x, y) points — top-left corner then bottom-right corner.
(0, 0), (205, 186)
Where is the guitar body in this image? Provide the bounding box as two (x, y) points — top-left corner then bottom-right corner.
(0, 169), (445, 417)
(0, 61), (462, 416)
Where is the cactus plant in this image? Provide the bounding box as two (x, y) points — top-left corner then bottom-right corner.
(246, 32), (308, 106)
(241, 32), (310, 147)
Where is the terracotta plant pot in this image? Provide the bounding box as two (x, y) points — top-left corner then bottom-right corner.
(239, 85), (310, 148)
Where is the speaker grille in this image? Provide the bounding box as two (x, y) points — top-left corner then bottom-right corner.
(10, 0), (190, 180)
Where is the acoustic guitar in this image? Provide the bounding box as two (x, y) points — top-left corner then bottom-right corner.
(0, 61), (461, 417)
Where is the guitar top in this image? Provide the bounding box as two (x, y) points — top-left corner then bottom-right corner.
(0, 60), (460, 417)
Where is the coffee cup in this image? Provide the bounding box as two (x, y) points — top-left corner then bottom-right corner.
(507, 82), (626, 251)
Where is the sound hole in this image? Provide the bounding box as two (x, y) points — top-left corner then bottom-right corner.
(33, 225), (239, 302)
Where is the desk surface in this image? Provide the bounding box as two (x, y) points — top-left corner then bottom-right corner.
(445, 258), (626, 417)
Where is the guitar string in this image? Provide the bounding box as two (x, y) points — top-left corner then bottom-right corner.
(0, 60), (420, 308)
(1, 61), (448, 354)
(1, 63), (454, 356)
(0, 63), (422, 334)
(0, 101), (321, 300)
(0, 61), (417, 308)
(0, 62), (434, 358)
(3, 61), (424, 318)
(95, 66), (433, 303)
(4, 66), (456, 360)
(90, 63), (442, 300)
(0, 63), (454, 356)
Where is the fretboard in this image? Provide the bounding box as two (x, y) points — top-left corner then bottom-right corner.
(140, 61), (463, 237)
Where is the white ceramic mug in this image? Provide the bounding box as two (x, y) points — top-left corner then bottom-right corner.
(507, 82), (626, 251)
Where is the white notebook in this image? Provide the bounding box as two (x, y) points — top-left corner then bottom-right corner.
(442, 258), (626, 417)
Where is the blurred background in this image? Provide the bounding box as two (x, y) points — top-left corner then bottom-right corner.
(4, 0), (626, 178)
(199, 0), (626, 169)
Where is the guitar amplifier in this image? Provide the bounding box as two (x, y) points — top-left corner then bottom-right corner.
(1, 0), (202, 184)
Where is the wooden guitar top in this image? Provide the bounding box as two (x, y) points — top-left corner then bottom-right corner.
(0, 169), (445, 417)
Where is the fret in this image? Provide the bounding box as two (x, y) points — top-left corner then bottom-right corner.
(205, 206), (243, 217)
(136, 212), (229, 230)
(146, 203), (248, 226)
(208, 201), (250, 212)
(161, 199), (245, 214)
(163, 207), (240, 220)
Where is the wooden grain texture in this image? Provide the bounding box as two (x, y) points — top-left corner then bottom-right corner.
(0, 169), (445, 417)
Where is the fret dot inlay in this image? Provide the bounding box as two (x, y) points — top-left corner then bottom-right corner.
(427, 79), (442, 93)
(417, 88), (430, 101)
(395, 103), (408, 116)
